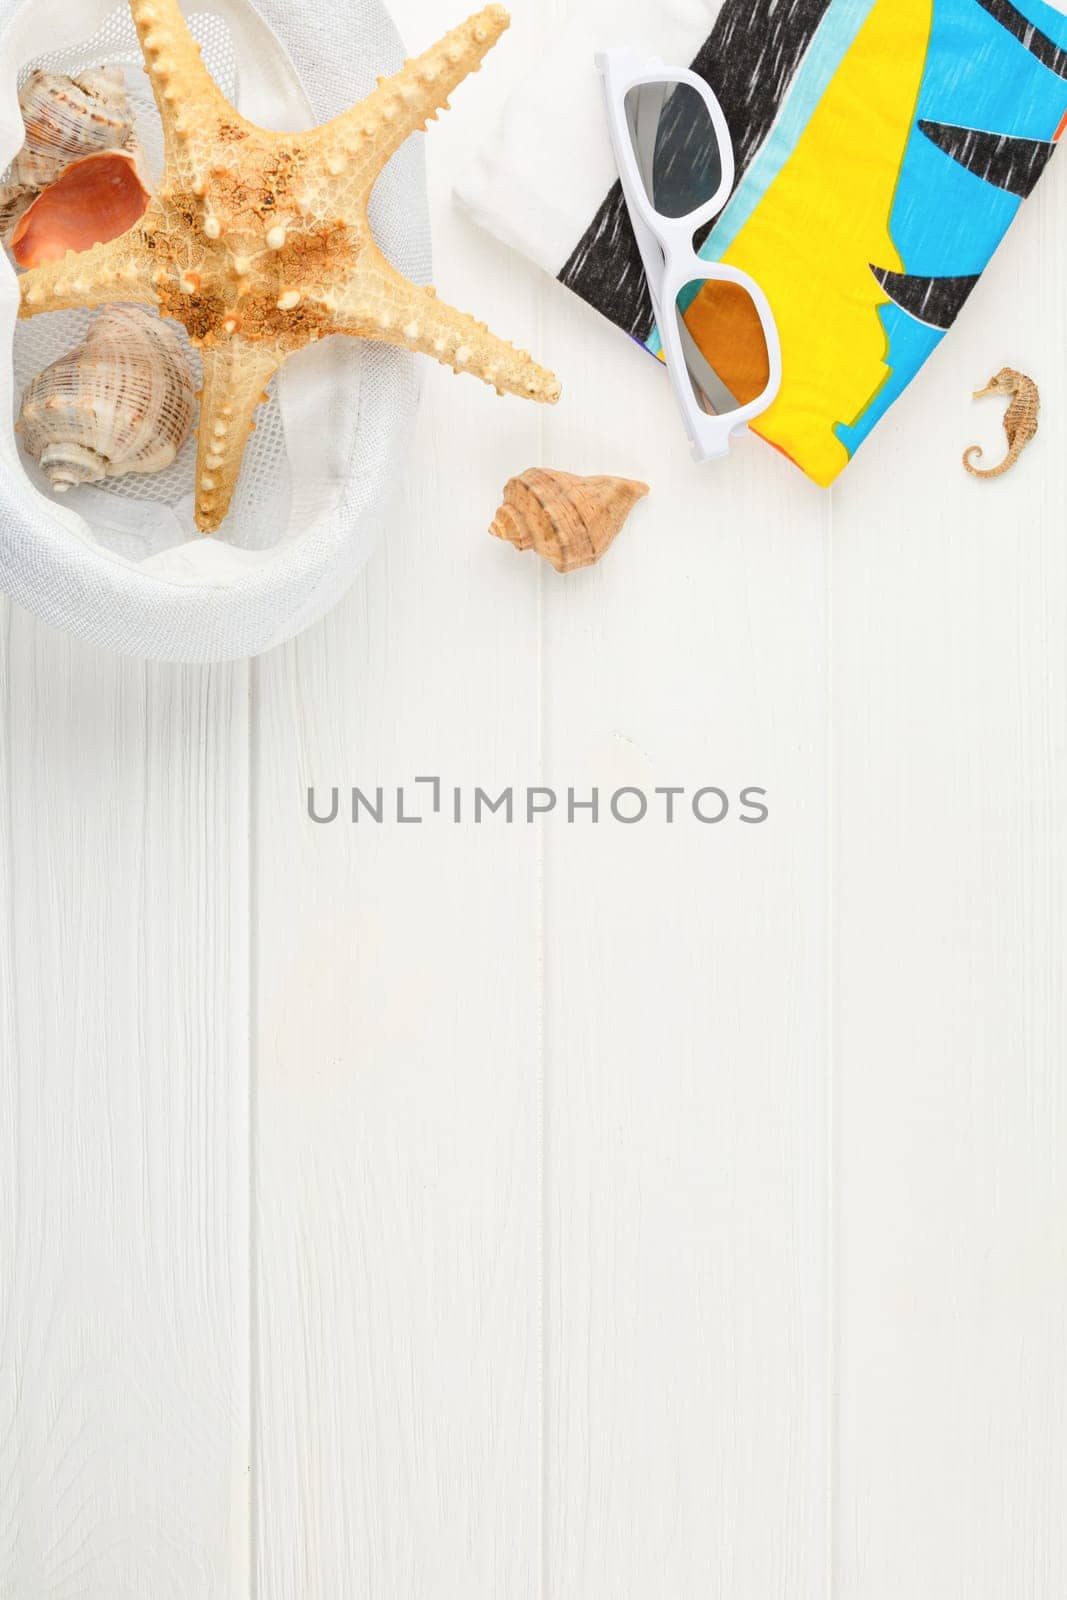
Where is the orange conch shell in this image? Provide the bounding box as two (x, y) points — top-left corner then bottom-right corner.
(11, 149), (150, 268)
(0, 67), (135, 241)
(490, 468), (650, 573)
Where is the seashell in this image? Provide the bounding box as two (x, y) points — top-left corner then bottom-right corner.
(490, 468), (650, 573)
(0, 181), (33, 243)
(12, 66), (132, 180)
(11, 150), (150, 268)
(0, 67), (135, 243)
(17, 305), (197, 493)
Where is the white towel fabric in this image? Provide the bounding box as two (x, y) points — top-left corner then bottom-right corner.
(458, 0), (724, 279)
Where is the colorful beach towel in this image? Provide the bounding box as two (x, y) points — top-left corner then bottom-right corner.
(459, 0), (1067, 486)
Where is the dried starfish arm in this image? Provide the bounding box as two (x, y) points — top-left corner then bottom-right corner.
(330, 247), (561, 403)
(18, 229), (158, 318)
(194, 337), (283, 532)
(129, 0), (243, 163)
(305, 5), (510, 207)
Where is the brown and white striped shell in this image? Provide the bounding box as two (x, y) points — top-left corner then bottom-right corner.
(17, 306), (197, 493)
(0, 67), (136, 242)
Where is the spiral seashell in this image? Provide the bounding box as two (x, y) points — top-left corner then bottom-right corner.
(0, 67), (135, 242)
(17, 306), (197, 493)
(490, 468), (650, 573)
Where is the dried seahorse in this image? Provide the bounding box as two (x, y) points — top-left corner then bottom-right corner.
(964, 368), (1040, 479)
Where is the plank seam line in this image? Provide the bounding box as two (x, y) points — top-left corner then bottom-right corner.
(248, 652), (260, 1600)
(826, 482), (836, 1600)
(536, 256), (548, 1600)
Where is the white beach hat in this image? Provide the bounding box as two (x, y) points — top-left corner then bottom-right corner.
(0, 0), (430, 662)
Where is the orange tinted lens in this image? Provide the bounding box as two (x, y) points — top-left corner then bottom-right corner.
(675, 278), (771, 415)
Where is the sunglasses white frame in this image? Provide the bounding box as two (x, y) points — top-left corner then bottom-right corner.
(596, 48), (783, 462)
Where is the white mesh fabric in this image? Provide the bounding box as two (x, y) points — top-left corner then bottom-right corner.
(0, 0), (431, 660)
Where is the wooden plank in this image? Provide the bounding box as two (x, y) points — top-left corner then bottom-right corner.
(832, 148), (1067, 1600)
(0, 607), (250, 1600)
(250, 3), (546, 1592)
(537, 284), (832, 1592)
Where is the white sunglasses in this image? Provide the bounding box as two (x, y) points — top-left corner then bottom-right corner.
(597, 49), (783, 462)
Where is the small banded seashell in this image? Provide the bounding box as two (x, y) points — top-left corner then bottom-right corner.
(17, 306), (197, 493)
(0, 67), (135, 243)
(490, 468), (649, 574)
(11, 149), (150, 268)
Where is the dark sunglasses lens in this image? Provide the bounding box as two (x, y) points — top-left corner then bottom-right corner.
(674, 278), (771, 416)
(624, 81), (724, 220)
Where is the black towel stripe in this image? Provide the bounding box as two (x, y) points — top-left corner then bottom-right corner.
(974, 0), (1067, 80)
(919, 119), (1056, 196)
(870, 266), (981, 329)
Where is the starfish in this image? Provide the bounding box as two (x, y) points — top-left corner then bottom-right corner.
(16, 0), (561, 532)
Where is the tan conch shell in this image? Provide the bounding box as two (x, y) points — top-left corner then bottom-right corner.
(490, 469), (650, 573)
(0, 67), (135, 242)
(11, 149), (150, 267)
(17, 305), (196, 493)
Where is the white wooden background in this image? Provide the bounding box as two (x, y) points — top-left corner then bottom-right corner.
(2, 0), (1067, 1593)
